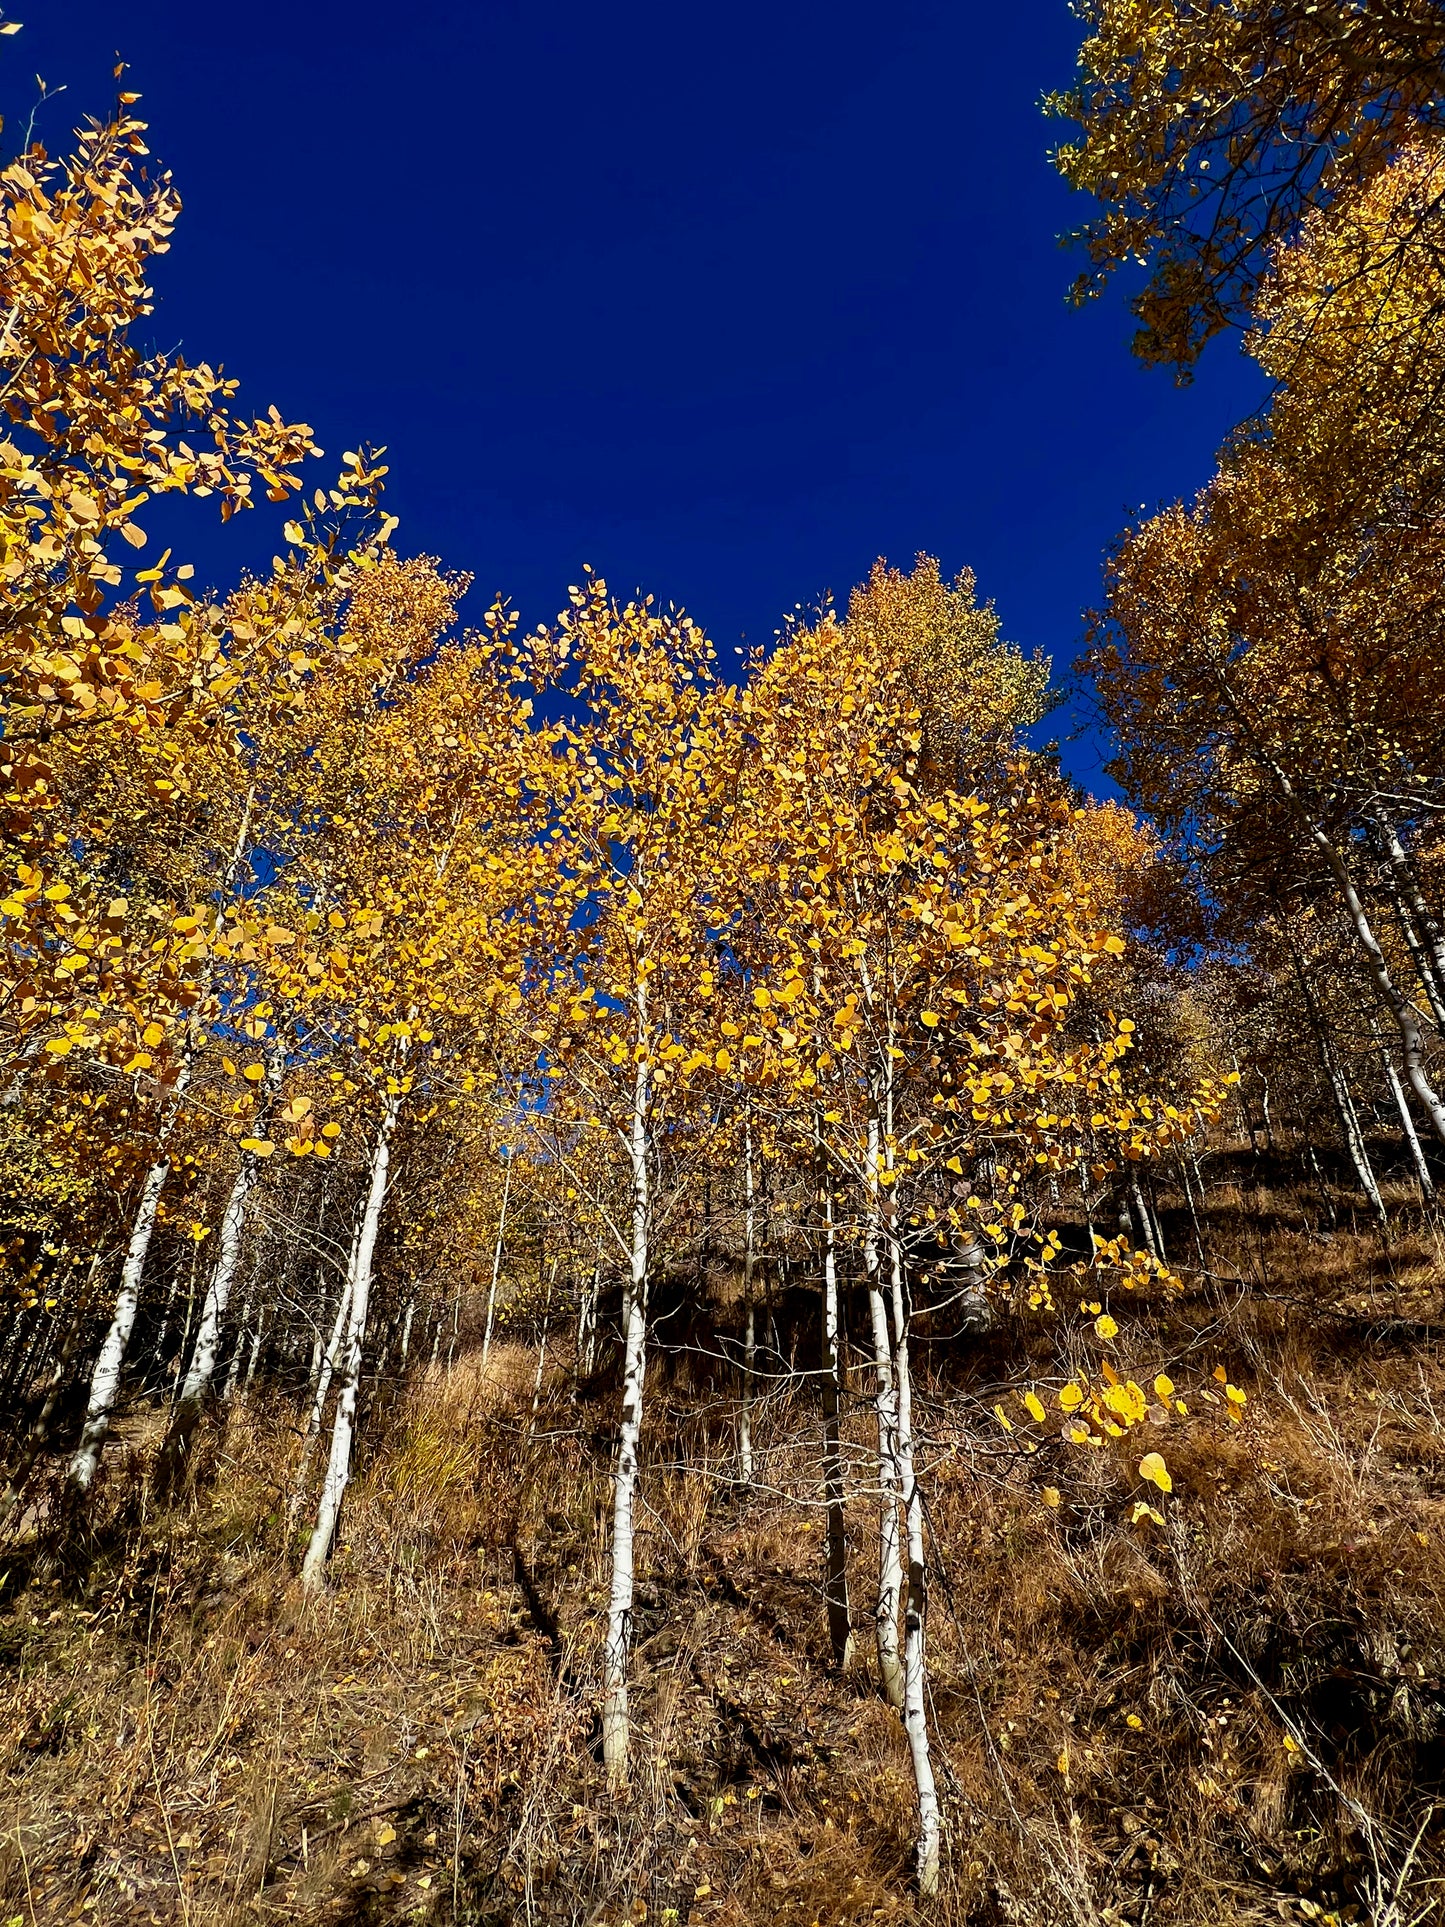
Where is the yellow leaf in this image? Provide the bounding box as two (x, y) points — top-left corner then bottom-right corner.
(44, 1037), (72, 1056)
(1022, 1391), (1047, 1424)
(242, 1062), (266, 1082)
(374, 1823), (396, 1848)
(1153, 1374), (1174, 1401)
(920, 1010), (940, 1028)
(1094, 1313), (1118, 1339)
(142, 1022), (165, 1047)
(239, 1137), (275, 1157)
(1138, 1451), (1172, 1494)
(1042, 1486), (1061, 1508)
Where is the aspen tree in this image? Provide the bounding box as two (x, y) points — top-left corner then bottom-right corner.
(1051, 0), (1445, 366)
(717, 582), (1225, 1893)
(301, 1090), (399, 1590)
(737, 1116), (758, 1484)
(504, 572), (742, 1782)
(1091, 143), (1445, 1143)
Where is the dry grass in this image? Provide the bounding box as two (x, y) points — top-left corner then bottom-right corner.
(2, 1174), (1443, 1926)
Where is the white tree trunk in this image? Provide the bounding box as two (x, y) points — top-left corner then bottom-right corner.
(181, 1054), (281, 1413)
(820, 1165), (854, 1670)
(576, 1248), (600, 1383)
(301, 1096), (398, 1591)
(1128, 1170), (1161, 1261)
(864, 1112), (904, 1710)
(738, 1120), (756, 1484)
(1381, 1046), (1436, 1202)
(243, 1311), (265, 1391)
(1291, 789), (1445, 1140)
(68, 1155), (170, 1495)
(289, 1254), (356, 1536)
(1290, 938), (1387, 1220)
(1374, 812), (1445, 1028)
(601, 1042), (651, 1785)
(1336, 1063), (1383, 1216)
(887, 1219), (940, 1896)
(1180, 1153), (1207, 1264)
(1224, 719), (1445, 1137)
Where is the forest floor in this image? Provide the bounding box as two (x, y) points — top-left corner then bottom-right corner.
(2, 1167), (1444, 1927)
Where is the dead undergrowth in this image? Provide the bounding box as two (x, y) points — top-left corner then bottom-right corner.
(2, 1175), (1444, 1927)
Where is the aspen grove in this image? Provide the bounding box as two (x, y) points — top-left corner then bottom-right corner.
(4, 23), (1445, 1927)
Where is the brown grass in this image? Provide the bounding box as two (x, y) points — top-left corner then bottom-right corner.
(2, 1178), (1443, 1926)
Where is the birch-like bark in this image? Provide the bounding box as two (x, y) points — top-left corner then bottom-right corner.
(887, 1216), (940, 1894)
(1128, 1171), (1161, 1262)
(1291, 944), (1387, 1220)
(1212, 695), (1445, 1134)
(83, 800), (254, 1494)
(1378, 1037), (1437, 1202)
(289, 1239), (358, 1530)
(738, 1119), (757, 1485)
(155, 1143), (261, 1486)
(1373, 810), (1445, 1029)
(243, 1312), (264, 1391)
(1271, 762), (1445, 1140)
(1305, 1142), (1340, 1227)
(1180, 1154), (1207, 1266)
(819, 1159), (854, 1671)
(1078, 1156), (1098, 1251)
(68, 1153), (171, 1495)
(1333, 1054), (1384, 1220)
(864, 1110), (904, 1711)
(601, 1037), (651, 1784)
(480, 1149), (513, 1368)
(575, 1247), (600, 1385)
(301, 1096), (398, 1591)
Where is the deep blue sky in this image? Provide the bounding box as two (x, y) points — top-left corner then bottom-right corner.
(9, 2), (1264, 793)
